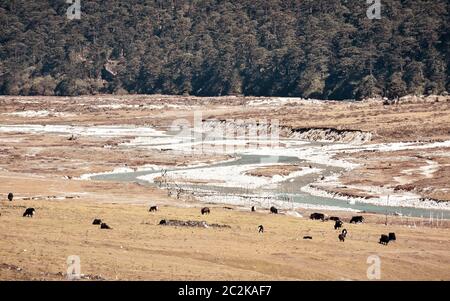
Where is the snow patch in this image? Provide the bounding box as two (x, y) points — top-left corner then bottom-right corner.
(77, 167), (135, 180)
(138, 163), (321, 189)
(3, 110), (75, 118)
(0, 124), (166, 138)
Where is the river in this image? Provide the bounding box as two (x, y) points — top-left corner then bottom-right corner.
(92, 144), (450, 220)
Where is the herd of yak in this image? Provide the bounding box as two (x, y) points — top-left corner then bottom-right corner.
(307, 211), (396, 245)
(5, 192), (396, 245)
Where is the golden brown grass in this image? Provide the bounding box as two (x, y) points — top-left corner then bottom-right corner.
(245, 164), (303, 178)
(1, 198), (449, 280)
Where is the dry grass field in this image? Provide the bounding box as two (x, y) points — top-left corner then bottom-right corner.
(1, 196), (450, 281)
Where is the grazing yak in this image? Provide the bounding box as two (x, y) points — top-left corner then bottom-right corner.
(23, 208), (35, 217)
(338, 229), (348, 242)
(389, 232), (396, 241)
(258, 225), (264, 233)
(92, 219), (102, 225)
(303, 236), (313, 240)
(270, 206), (278, 214)
(329, 216), (340, 221)
(149, 206), (158, 212)
(201, 207), (210, 215)
(310, 212), (325, 221)
(379, 234), (390, 245)
(379, 233), (396, 245)
(100, 223), (112, 229)
(334, 220), (343, 230)
(8, 192), (13, 202)
(350, 216), (364, 224)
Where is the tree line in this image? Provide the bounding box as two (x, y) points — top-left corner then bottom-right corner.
(0, 0), (448, 99)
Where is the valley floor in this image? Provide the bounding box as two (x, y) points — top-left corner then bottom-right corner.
(1, 95), (450, 280)
(1, 193), (450, 280)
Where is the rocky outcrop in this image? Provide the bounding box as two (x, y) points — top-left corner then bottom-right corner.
(200, 120), (372, 144)
(288, 128), (372, 144)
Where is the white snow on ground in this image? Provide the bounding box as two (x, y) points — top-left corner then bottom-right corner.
(3, 110), (75, 118)
(125, 136), (297, 155)
(246, 97), (325, 106)
(370, 140), (450, 151)
(393, 175), (412, 185)
(96, 104), (133, 109)
(4, 99), (40, 104)
(120, 136), (186, 147)
(395, 160), (440, 184)
(138, 164), (321, 189)
(0, 137), (24, 143)
(285, 211), (304, 218)
(0, 124), (166, 138)
(242, 140), (450, 170)
(419, 160), (439, 178)
(95, 104), (193, 110)
(77, 167), (135, 180)
(241, 144), (359, 169)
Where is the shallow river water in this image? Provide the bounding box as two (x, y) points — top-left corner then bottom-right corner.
(93, 152), (450, 220)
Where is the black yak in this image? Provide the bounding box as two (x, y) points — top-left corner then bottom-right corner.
(310, 213), (325, 221)
(8, 192), (13, 202)
(338, 229), (348, 242)
(334, 220), (343, 230)
(100, 223), (112, 229)
(23, 208), (35, 217)
(258, 225), (264, 233)
(350, 216), (364, 224)
(92, 219), (102, 225)
(389, 232), (396, 241)
(270, 206), (278, 214)
(379, 234), (390, 245)
(149, 206), (158, 212)
(201, 207), (210, 215)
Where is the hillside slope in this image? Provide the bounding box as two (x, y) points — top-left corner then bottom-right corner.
(0, 0), (449, 98)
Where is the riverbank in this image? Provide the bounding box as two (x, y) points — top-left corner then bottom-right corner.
(3, 94), (448, 214)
